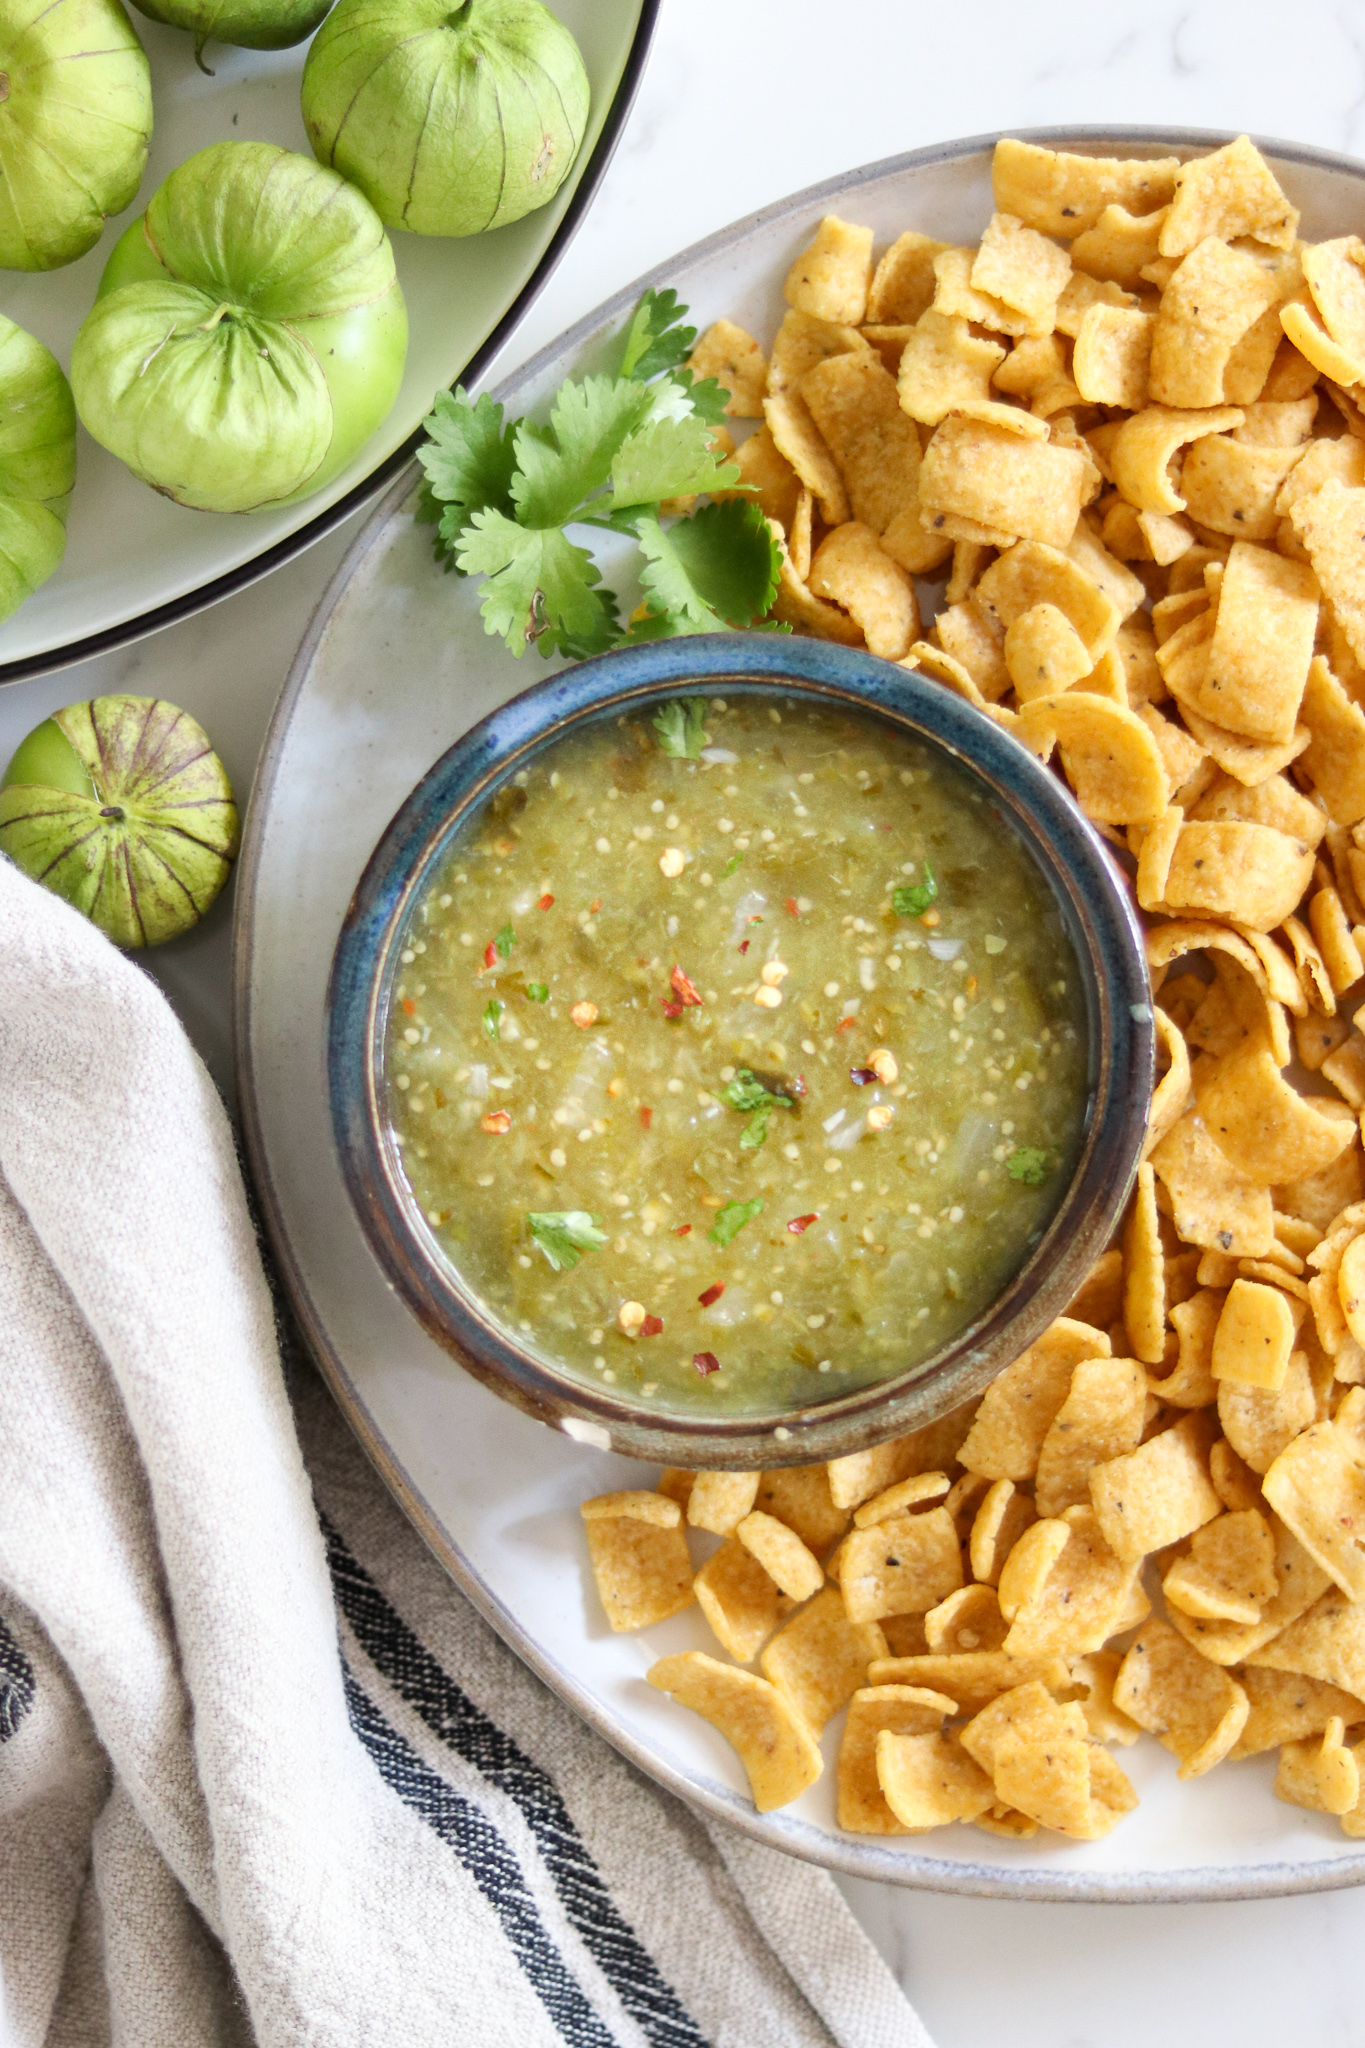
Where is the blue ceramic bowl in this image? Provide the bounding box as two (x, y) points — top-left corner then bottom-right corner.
(327, 635), (1154, 1469)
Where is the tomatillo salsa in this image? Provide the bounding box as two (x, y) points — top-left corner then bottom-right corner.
(385, 695), (1090, 1413)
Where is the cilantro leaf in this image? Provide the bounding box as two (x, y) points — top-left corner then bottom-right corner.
(601, 413), (740, 514)
(740, 1102), (778, 1150)
(652, 697), (709, 758)
(512, 376), (652, 529)
(483, 998), (503, 1041)
(709, 1197), (764, 1247)
(619, 288), (697, 381)
(670, 368), (729, 428)
(723, 852), (744, 876)
(526, 982), (549, 1003)
(456, 510), (610, 657)
(893, 863), (938, 918)
(720, 1068), (795, 1150)
(633, 500), (782, 635)
(494, 923), (515, 958)
(418, 390), (519, 552)
(1006, 1146), (1051, 1186)
(527, 1210), (608, 1272)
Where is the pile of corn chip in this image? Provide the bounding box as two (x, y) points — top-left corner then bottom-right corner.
(580, 136), (1365, 1845)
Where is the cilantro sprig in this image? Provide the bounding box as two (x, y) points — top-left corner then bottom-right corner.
(1006, 1147), (1051, 1186)
(892, 863), (938, 918)
(418, 289), (784, 659)
(527, 1210), (608, 1271)
(719, 1068), (795, 1151)
(653, 697), (708, 758)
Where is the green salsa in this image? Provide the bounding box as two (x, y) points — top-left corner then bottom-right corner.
(386, 695), (1090, 1413)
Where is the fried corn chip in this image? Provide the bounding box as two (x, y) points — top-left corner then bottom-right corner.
(1249, 1585), (1365, 1705)
(1068, 1649), (1142, 1746)
(753, 1466), (849, 1554)
(932, 598), (1012, 700)
(582, 1502), (695, 1632)
(1275, 1716), (1361, 1816)
(693, 1535), (789, 1662)
(1123, 1161), (1167, 1363)
(1160, 136), (1298, 258)
(1232, 1666), (1365, 1757)
(932, 244), (1033, 338)
(1290, 479), (1365, 667)
(768, 523), (864, 644)
(800, 351), (922, 536)
(897, 309), (1007, 427)
(962, 1679), (1138, 1836)
(1276, 432), (1365, 521)
(1177, 542), (1318, 745)
(1071, 204), (1168, 288)
(992, 138), (1179, 239)
(918, 416), (1089, 550)
(1110, 404), (1245, 515)
(1211, 1277), (1297, 1392)
(1014, 691), (1170, 826)
(1163, 1506), (1278, 1624)
(1003, 603), (1093, 698)
(967, 1479), (1039, 1588)
(1179, 433), (1306, 541)
(687, 1470), (761, 1535)
(759, 1584), (887, 1734)
(1197, 1038), (1354, 1179)
(1155, 1288), (1221, 1407)
(808, 521), (919, 659)
(1302, 238), (1365, 378)
(1090, 1410), (1222, 1561)
(867, 230), (950, 324)
(1073, 304), (1153, 410)
(971, 211), (1072, 335)
(837, 1685), (956, 1832)
(853, 1472), (951, 1528)
(839, 1506), (963, 1623)
(1263, 1422), (1365, 1599)
(1034, 1354), (1148, 1514)
(867, 1651), (1071, 1714)
(764, 389), (849, 525)
(826, 1404), (977, 1512)
(735, 1510), (824, 1602)
(1217, 1348), (1316, 1475)
(656, 1468), (694, 1509)
(1169, 1515), (1332, 1666)
(1150, 238), (1284, 410)
(1308, 884), (1363, 994)
(997, 1517), (1071, 1620)
(646, 1652), (822, 1811)
(1114, 1617), (1249, 1776)
(784, 215), (874, 326)
(924, 1583), (1009, 1655)
(688, 319), (768, 417)
(959, 1318), (1110, 1480)
(876, 1728), (997, 1831)
(1002, 1506), (1145, 1658)
(720, 424), (802, 531)
(1149, 1107), (1275, 1256)
(977, 536), (1123, 656)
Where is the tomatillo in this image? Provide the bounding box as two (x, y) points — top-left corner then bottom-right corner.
(301, 0), (589, 238)
(0, 697), (239, 946)
(129, 0), (333, 57)
(0, 318), (77, 623)
(0, 0), (152, 271)
(70, 142), (408, 514)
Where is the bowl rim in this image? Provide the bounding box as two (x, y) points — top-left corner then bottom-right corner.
(326, 633), (1154, 1467)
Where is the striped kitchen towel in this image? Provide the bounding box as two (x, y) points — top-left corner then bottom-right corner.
(0, 852), (934, 2046)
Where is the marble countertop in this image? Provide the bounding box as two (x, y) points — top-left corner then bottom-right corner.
(7, 2), (1364, 2039)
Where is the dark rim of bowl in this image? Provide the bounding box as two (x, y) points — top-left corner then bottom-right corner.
(327, 635), (1154, 1467)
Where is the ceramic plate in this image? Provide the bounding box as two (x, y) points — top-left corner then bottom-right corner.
(0, 0), (657, 683)
(236, 128), (1365, 1899)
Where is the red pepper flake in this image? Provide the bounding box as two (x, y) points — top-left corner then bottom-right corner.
(401, 997), (416, 1016)
(659, 1000), (684, 1018)
(482, 941), (497, 969)
(674, 1223), (692, 1237)
(480, 1110), (512, 1135)
(787, 1213), (819, 1235)
(693, 1351), (721, 1377)
(640, 1314), (664, 1337)
(836, 1016), (858, 1033)
(590, 897), (603, 914)
(738, 939), (751, 956)
(639, 1105), (653, 1130)
(789, 1074), (808, 1097)
(785, 896), (801, 917)
(670, 964), (703, 1006)
(537, 893), (554, 910)
(849, 1067), (876, 1085)
(698, 1281), (726, 1308)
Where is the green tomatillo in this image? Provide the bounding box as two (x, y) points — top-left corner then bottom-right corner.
(301, 0), (589, 238)
(0, 317), (77, 624)
(128, 0), (333, 58)
(70, 141), (408, 514)
(0, 696), (239, 946)
(0, 0), (152, 271)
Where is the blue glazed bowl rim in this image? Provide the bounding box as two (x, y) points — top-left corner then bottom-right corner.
(327, 634), (1154, 1467)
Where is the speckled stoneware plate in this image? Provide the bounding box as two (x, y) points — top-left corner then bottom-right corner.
(0, 0), (657, 683)
(236, 128), (1365, 1899)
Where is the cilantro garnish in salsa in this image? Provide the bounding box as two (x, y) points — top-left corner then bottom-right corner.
(386, 697), (1089, 1414)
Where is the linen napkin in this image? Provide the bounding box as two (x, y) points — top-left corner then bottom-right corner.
(0, 854), (935, 2048)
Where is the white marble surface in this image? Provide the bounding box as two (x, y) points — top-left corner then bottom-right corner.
(6, 1), (1365, 2039)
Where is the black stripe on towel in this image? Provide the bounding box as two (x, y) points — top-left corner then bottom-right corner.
(325, 1519), (709, 2048)
(343, 1660), (620, 2048)
(0, 1609), (35, 1743)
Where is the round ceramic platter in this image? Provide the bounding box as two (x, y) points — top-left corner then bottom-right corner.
(0, 0), (657, 683)
(236, 128), (1365, 1900)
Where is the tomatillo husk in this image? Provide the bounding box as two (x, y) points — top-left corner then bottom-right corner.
(301, 0), (589, 238)
(129, 0), (333, 55)
(0, 0), (152, 271)
(0, 697), (239, 947)
(70, 142), (408, 513)
(0, 317), (77, 623)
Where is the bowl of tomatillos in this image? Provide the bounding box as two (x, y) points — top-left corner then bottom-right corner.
(0, 0), (590, 624)
(325, 634), (1154, 1469)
